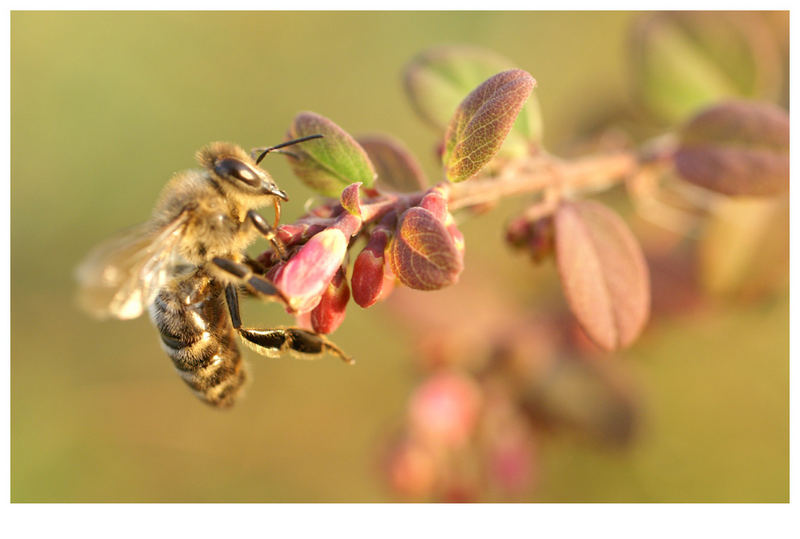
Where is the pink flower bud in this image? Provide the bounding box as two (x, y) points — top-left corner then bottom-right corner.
(294, 309), (313, 331)
(446, 220), (465, 256)
(526, 217), (554, 263)
(352, 228), (392, 308)
(378, 264), (396, 302)
(487, 430), (536, 495)
(505, 216), (531, 248)
(385, 438), (437, 499)
(409, 372), (481, 448)
(391, 207), (464, 291)
(276, 222), (327, 249)
(419, 185), (449, 222)
(331, 211), (362, 238)
(272, 227), (348, 313)
(310, 266), (350, 334)
(340, 182), (363, 218)
(441, 484), (478, 503)
(504, 214), (553, 263)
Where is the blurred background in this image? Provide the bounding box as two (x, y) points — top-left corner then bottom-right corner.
(11, 11), (788, 502)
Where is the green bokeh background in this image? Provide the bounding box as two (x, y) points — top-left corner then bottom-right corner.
(11, 12), (788, 502)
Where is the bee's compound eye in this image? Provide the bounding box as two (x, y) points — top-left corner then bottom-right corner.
(214, 158), (260, 187)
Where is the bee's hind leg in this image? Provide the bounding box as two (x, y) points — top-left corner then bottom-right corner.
(223, 283), (354, 365)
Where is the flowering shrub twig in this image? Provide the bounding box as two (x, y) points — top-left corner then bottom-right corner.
(237, 35), (787, 500)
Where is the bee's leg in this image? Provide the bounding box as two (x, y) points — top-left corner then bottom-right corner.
(240, 326), (355, 365)
(224, 283), (353, 365)
(247, 209), (287, 259)
(224, 283), (245, 329)
(212, 257), (286, 303)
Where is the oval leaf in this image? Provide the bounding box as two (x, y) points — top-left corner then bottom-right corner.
(630, 12), (783, 123)
(404, 45), (543, 154)
(442, 70), (535, 183)
(675, 100), (789, 196)
(391, 207), (463, 291)
(286, 111), (376, 197)
(357, 134), (428, 193)
(554, 200), (650, 351)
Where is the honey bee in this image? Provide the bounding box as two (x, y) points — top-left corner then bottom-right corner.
(76, 135), (352, 407)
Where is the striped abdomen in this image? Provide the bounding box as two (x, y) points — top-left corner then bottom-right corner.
(149, 270), (246, 407)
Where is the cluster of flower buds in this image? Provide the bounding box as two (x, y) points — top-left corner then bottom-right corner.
(257, 183), (465, 335)
(505, 212), (554, 264)
(383, 370), (538, 501)
(378, 288), (641, 501)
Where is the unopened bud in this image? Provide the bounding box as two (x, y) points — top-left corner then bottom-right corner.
(352, 228), (392, 308)
(331, 211), (362, 239)
(293, 309), (313, 331)
(505, 215), (554, 263)
(487, 429), (536, 495)
(311, 266), (350, 334)
(340, 182), (363, 218)
(385, 438), (437, 499)
(505, 215), (531, 248)
(409, 372), (481, 447)
(276, 222), (327, 249)
(446, 220), (465, 256)
(272, 228), (348, 313)
(419, 185), (449, 222)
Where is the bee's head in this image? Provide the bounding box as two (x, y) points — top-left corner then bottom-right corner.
(197, 142), (289, 201)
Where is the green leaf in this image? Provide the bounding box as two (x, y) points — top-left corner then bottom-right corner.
(286, 111), (376, 197)
(630, 12), (783, 123)
(404, 45), (543, 155)
(442, 69), (535, 183)
(675, 100), (789, 197)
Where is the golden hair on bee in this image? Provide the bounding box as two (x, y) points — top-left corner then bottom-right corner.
(196, 141), (253, 172)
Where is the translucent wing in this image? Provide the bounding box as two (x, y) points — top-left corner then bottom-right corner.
(76, 211), (191, 320)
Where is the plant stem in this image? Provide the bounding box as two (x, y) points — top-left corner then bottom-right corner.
(447, 152), (639, 211)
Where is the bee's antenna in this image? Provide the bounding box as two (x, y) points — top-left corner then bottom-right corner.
(255, 134), (324, 164)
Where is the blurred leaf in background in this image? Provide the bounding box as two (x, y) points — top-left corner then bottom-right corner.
(630, 11), (784, 124)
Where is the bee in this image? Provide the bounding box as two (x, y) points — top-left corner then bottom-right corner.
(76, 135), (352, 408)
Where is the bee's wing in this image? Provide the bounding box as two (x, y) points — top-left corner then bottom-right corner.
(76, 211), (191, 320)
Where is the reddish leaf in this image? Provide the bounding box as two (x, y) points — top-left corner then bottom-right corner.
(391, 207), (464, 291)
(554, 200), (650, 351)
(443, 70), (535, 182)
(357, 134), (428, 193)
(675, 100), (789, 196)
(403, 45), (543, 155)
